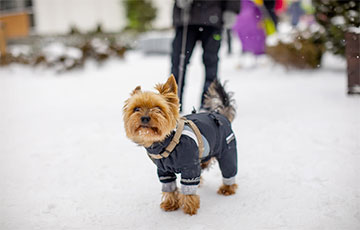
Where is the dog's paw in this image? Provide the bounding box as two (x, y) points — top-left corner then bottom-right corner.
(179, 194), (200, 215)
(217, 184), (238, 196)
(160, 191), (179, 211)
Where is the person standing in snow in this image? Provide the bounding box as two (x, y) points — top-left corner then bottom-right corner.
(264, 0), (278, 27)
(232, 0), (273, 68)
(288, 0), (305, 27)
(171, 0), (241, 111)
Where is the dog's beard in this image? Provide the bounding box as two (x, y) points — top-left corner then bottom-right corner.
(124, 112), (175, 147)
(135, 125), (160, 136)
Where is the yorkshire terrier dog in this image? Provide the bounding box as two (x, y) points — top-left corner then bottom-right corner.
(123, 75), (238, 215)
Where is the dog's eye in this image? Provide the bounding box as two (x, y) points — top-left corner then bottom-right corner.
(153, 106), (162, 113)
(133, 107), (140, 112)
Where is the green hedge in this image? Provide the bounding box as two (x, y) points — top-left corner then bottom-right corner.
(123, 0), (157, 32)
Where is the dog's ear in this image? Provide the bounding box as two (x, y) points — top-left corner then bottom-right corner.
(131, 86), (141, 95)
(155, 75), (179, 116)
(156, 74), (178, 95)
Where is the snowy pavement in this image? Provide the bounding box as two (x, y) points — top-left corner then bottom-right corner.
(0, 47), (359, 230)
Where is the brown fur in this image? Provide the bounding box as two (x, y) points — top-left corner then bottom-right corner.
(200, 157), (216, 170)
(179, 194), (200, 215)
(123, 75), (179, 147)
(123, 75), (237, 215)
(203, 80), (236, 123)
(160, 191), (200, 215)
(160, 191), (180, 211)
(217, 184), (238, 196)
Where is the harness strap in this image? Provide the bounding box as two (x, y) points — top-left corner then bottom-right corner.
(184, 119), (204, 159)
(147, 117), (204, 160)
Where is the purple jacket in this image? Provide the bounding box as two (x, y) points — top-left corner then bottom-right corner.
(232, 0), (266, 55)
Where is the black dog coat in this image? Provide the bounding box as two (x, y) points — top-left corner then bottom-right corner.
(146, 112), (237, 195)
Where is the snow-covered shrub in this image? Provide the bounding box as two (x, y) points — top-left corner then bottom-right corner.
(266, 24), (326, 69)
(313, 0), (360, 56)
(1, 36), (127, 72)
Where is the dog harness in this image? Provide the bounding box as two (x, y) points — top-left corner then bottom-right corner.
(147, 117), (208, 160)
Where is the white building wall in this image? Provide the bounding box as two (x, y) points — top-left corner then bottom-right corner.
(152, 0), (173, 29)
(33, 0), (172, 35)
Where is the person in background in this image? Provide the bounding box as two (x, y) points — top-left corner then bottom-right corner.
(264, 0), (278, 27)
(171, 0), (241, 111)
(274, 0), (287, 16)
(232, 0), (266, 68)
(288, 0), (305, 27)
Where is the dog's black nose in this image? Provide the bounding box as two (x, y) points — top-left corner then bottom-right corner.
(141, 116), (151, 124)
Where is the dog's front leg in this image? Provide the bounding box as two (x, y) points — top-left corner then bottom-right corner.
(160, 181), (179, 211)
(179, 185), (200, 215)
(179, 193), (200, 215)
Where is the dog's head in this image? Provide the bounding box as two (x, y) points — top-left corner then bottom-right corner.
(123, 75), (180, 147)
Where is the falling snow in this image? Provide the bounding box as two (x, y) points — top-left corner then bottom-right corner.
(0, 42), (359, 230)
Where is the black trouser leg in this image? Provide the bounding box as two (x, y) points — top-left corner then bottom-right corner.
(200, 27), (222, 105)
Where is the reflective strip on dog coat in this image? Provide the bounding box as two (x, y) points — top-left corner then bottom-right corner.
(182, 125), (210, 159)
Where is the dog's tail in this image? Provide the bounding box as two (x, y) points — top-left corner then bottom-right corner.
(203, 80), (236, 123)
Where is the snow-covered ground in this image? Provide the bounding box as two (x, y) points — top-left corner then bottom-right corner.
(0, 43), (359, 230)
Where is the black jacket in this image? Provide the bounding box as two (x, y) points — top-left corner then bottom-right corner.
(146, 112), (237, 187)
(173, 0), (241, 28)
